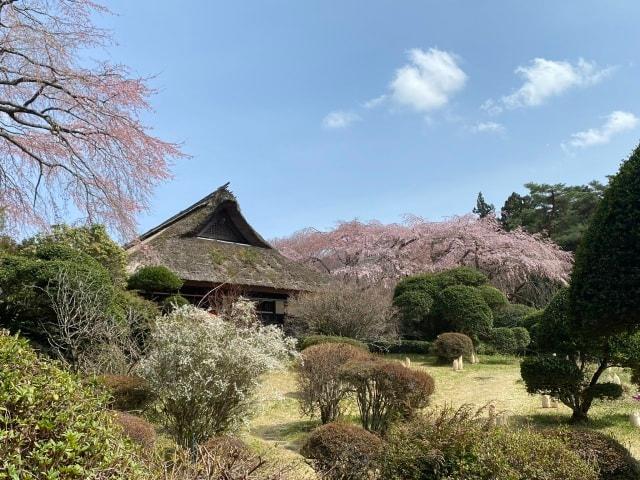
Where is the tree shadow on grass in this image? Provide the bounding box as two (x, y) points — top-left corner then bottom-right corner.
(511, 411), (625, 430)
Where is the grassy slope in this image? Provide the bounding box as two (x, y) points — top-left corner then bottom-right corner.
(244, 354), (640, 462)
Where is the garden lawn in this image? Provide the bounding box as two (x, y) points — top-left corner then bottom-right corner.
(244, 354), (640, 461)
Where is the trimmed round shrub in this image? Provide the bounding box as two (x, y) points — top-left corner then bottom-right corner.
(494, 303), (538, 328)
(199, 435), (254, 471)
(296, 343), (372, 423)
(435, 285), (493, 341)
(99, 374), (155, 411)
(301, 422), (384, 480)
(478, 284), (509, 312)
(0, 332), (147, 478)
(432, 332), (474, 361)
(161, 293), (190, 313)
(433, 266), (488, 288)
(340, 360), (435, 432)
(382, 405), (598, 480)
(298, 334), (368, 351)
(543, 428), (640, 480)
(127, 265), (183, 293)
(393, 289), (435, 337)
(112, 411), (156, 449)
(490, 327), (518, 354)
(511, 326), (531, 353)
(521, 355), (583, 396)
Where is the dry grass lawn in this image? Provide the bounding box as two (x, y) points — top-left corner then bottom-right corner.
(244, 353), (640, 464)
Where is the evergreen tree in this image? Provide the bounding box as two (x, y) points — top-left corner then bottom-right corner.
(570, 145), (640, 334)
(473, 192), (495, 218)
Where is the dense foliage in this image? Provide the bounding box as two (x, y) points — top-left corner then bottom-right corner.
(382, 405), (598, 480)
(393, 267), (498, 340)
(493, 303), (538, 328)
(139, 302), (296, 450)
(490, 327), (519, 354)
(301, 422), (383, 480)
(570, 145), (640, 334)
(286, 282), (397, 343)
(0, 332), (148, 479)
(127, 265), (183, 295)
(500, 180), (606, 251)
(296, 343), (371, 423)
(432, 332), (474, 361)
(99, 374), (155, 412)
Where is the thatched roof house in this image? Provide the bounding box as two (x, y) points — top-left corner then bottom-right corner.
(126, 183), (326, 323)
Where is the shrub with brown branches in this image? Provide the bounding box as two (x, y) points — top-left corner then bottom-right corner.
(340, 360), (435, 432)
(296, 343), (372, 424)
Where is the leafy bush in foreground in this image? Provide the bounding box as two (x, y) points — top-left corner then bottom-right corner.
(139, 302), (296, 450)
(300, 422), (383, 480)
(0, 332), (147, 479)
(296, 343), (371, 423)
(382, 405), (597, 480)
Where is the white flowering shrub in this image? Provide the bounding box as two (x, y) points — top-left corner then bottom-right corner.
(139, 300), (296, 450)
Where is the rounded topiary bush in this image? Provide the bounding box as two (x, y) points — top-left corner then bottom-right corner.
(433, 266), (488, 288)
(543, 428), (640, 480)
(511, 326), (531, 353)
(436, 285), (493, 341)
(0, 332), (147, 478)
(298, 334), (368, 351)
(477, 284), (509, 312)
(301, 422), (384, 480)
(490, 327), (519, 354)
(112, 411), (156, 449)
(99, 374), (155, 411)
(432, 332), (474, 361)
(127, 265), (183, 293)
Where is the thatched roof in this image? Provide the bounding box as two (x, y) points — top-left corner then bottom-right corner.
(126, 184), (327, 292)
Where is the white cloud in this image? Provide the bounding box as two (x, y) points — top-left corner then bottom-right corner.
(485, 58), (614, 114)
(471, 121), (505, 134)
(567, 111), (638, 148)
(322, 110), (361, 129)
(388, 48), (467, 113)
(363, 94), (387, 109)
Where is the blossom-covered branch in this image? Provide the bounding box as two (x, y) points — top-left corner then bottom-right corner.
(0, 0), (184, 237)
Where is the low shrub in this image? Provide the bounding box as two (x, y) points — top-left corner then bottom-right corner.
(127, 265), (183, 294)
(432, 332), (474, 361)
(161, 294), (190, 312)
(99, 374), (155, 411)
(382, 405), (598, 480)
(296, 343), (371, 423)
(298, 334), (368, 352)
(543, 428), (640, 480)
(113, 411), (156, 449)
(0, 332), (148, 478)
(340, 360), (434, 432)
(490, 327), (518, 354)
(300, 422), (384, 480)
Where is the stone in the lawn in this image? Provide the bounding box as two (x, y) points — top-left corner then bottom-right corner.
(630, 412), (640, 428)
(550, 398), (559, 408)
(458, 356), (464, 370)
(453, 359), (459, 371)
(541, 395), (551, 408)
(404, 357), (411, 368)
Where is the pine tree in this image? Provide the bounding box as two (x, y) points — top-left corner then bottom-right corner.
(473, 192), (495, 218)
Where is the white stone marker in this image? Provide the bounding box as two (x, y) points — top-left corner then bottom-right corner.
(453, 358), (459, 371)
(541, 395), (551, 408)
(630, 412), (640, 428)
(458, 355), (464, 371)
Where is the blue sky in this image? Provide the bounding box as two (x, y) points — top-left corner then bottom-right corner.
(102, 1), (640, 239)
